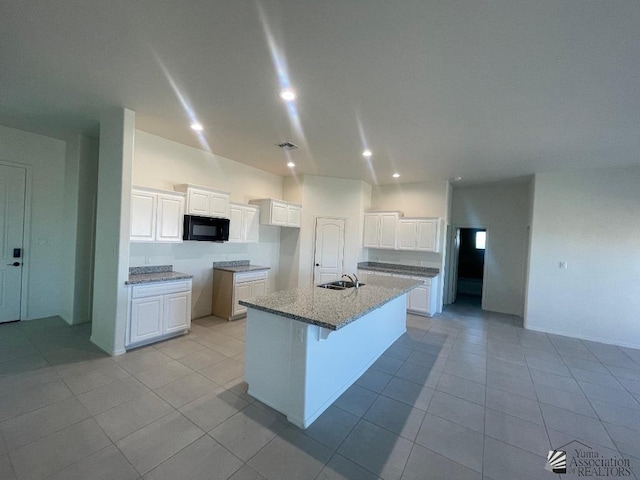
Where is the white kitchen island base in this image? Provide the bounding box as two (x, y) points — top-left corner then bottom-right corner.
(244, 294), (407, 429)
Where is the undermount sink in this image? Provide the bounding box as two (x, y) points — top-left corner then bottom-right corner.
(317, 280), (365, 290)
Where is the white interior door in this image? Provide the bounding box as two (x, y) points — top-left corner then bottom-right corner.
(0, 165), (26, 323)
(313, 218), (346, 285)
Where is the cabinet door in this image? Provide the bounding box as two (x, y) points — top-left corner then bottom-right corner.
(156, 194), (184, 242)
(244, 207), (259, 243)
(251, 279), (266, 298)
(233, 282), (252, 316)
(130, 296), (163, 344)
(416, 220), (438, 252)
(164, 291), (191, 333)
(187, 188), (210, 215)
(397, 220), (416, 250)
(363, 214), (380, 247)
(271, 201), (288, 226)
(379, 213), (398, 249)
(407, 284), (429, 314)
(287, 206), (301, 227)
(131, 190), (157, 242)
(210, 192), (229, 218)
(228, 204), (244, 243)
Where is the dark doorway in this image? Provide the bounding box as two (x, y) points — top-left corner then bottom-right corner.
(455, 228), (486, 307)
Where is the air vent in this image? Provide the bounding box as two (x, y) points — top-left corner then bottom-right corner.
(277, 142), (298, 150)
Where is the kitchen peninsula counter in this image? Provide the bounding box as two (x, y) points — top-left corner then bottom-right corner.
(242, 274), (421, 429)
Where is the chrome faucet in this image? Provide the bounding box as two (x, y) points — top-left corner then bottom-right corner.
(342, 273), (360, 288)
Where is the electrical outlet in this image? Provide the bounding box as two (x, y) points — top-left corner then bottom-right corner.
(559, 261), (568, 269)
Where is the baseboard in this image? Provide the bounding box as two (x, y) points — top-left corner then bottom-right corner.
(525, 325), (640, 350)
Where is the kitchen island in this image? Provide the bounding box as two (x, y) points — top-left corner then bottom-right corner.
(240, 273), (421, 428)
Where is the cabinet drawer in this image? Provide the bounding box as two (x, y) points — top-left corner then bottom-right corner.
(131, 280), (191, 299)
(235, 271), (268, 284)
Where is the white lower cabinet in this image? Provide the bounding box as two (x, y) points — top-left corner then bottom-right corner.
(360, 270), (439, 317)
(212, 269), (269, 320)
(233, 275), (266, 317)
(405, 275), (439, 317)
(127, 280), (192, 348)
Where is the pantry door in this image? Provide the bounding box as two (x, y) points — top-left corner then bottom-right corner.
(313, 217), (346, 285)
(0, 164), (26, 323)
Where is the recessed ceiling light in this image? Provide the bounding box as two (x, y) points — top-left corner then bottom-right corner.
(392, 173), (400, 178)
(280, 88), (296, 101)
(190, 122), (203, 132)
(362, 149), (372, 158)
(287, 162), (295, 168)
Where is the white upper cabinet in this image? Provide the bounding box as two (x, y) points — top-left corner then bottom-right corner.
(397, 218), (440, 252)
(416, 219), (440, 251)
(173, 184), (230, 218)
(379, 213), (399, 249)
(362, 211), (401, 249)
(287, 204), (301, 227)
(363, 213), (380, 248)
(131, 190), (156, 242)
(249, 198), (302, 228)
(228, 202), (260, 243)
(364, 212), (440, 252)
(131, 187), (185, 243)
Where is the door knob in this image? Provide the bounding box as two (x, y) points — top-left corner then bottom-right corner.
(6, 262), (20, 267)
(315, 263), (320, 267)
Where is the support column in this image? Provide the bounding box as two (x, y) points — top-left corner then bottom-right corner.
(90, 108), (134, 355)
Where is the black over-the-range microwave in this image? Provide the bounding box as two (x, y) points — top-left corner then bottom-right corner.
(183, 215), (230, 242)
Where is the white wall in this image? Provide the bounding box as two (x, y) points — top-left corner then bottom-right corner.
(286, 175), (371, 288)
(73, 135), (99, 324)
(131, 131), (283, 319)
(525, 165), (640, 348)
(0, 124), (70, 320)
(451, 180), (531, 316)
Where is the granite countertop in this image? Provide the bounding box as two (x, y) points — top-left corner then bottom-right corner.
(126, 265), (193, 285)
(212, 260), (271, 273)
(239, 272), (421, 330)
(357, 261), (440, 278)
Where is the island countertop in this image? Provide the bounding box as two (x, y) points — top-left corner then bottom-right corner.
(239, 273), (421, 330)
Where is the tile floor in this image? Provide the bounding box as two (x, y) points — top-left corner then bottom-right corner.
(1, 306), (640, 480)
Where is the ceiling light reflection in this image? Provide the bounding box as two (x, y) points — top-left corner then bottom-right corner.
(280, 88), (296, 101)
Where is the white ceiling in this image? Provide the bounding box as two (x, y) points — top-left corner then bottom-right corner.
(2, 1), (639, 185)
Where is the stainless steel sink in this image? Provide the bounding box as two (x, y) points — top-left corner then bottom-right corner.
(317, 280), (365, 290)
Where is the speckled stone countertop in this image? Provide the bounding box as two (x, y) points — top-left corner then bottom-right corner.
(239, 272), (421, 330)
(358, 261), (440, 278)
(126, 265), (193, 285)
(212, 260), (271, 273)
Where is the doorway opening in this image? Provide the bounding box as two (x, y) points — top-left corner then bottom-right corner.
(455, 228), (486, 308)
